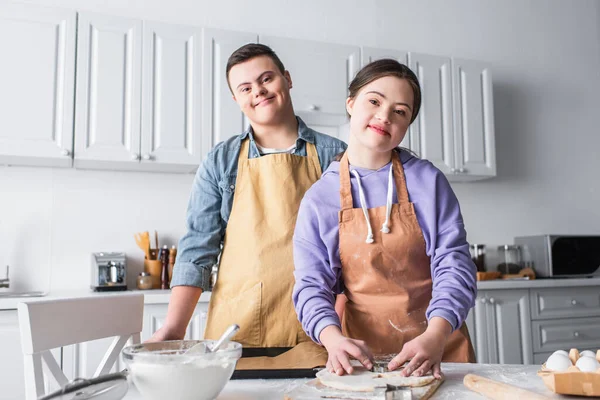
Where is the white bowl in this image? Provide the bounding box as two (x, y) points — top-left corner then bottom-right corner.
(122, 340), (242, 400)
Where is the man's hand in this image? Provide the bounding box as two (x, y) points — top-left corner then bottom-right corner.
(319, 325), (374, 375)
(388, 317), (452, 379)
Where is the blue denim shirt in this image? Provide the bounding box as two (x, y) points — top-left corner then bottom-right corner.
(170, 117), (347, 291)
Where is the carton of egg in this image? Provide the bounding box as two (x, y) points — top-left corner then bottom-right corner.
(538, 348), (600, 396)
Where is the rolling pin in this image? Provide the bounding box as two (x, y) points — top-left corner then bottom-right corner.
(463, 374), (551, 400)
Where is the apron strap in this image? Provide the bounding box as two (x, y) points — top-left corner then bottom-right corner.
(339, 152), (354, 211)
(239, 138), (251, 162)
(305, 141), (322, 176)
(392, 150), (410, 205)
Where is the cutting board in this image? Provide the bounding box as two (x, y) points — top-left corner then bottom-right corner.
(284, 376), (444, 399)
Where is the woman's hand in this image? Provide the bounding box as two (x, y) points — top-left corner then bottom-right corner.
(388, 317), (452, 379)
(145, 325), (185, 343)
(319, 325), (374, 375)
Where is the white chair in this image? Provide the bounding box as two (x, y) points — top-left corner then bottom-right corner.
(18, 293), (144, 400)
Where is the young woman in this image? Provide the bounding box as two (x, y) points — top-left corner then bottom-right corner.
(293, 59), (476, 379)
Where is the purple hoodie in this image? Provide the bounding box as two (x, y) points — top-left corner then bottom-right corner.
(292, 150), (477, 344)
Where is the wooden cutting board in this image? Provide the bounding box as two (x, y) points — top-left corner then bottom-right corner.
(284, 376), (444, 399)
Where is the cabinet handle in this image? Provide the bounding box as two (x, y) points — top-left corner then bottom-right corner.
(450, 168), (457, 173)
(142, 154), (151, 161)
(308, 104), (320, 111)
(571, 299), (578, 305)
(489, 297), (495, 304)
(61, 149), (70, 156)
(574, 331), (580, 338)
(131, 153), (140, 161)
(459, 167), (466, 173)
(480, 298), (487, 304)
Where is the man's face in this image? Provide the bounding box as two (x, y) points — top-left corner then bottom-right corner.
(228, 55), (293, 126)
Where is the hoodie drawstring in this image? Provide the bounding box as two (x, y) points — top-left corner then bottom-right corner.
(351, 165), (394, 244)
(351, 170), (374, 244)
(381, 165), (393, 234)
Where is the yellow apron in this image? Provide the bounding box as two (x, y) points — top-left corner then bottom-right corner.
(204, 138), (322, 347)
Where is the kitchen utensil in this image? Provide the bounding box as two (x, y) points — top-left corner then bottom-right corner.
(39, 370), (129, 400)
(187, 323), (240, 354)
(122, 340), (242, 400)
(154, 230), (159, 250)
(463, 373), (551, 400)
(373, 384), (412, 400)
(134, 232), (151, 260)
(90, 252), (127, 292)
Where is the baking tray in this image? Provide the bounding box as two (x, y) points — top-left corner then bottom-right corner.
(231, 347), (321, 380)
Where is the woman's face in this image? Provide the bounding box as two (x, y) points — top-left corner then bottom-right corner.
(346, 75), (414, 153)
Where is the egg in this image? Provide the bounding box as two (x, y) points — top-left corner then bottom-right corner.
(545, 353), (572, 371)
(575, 356), (600, 372)
(552, 350), (569, 357)
(579, 350), (596, 358)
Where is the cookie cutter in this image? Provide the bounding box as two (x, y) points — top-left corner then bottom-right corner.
(371, 361), (390, 373)
(373, 384), (413, 400)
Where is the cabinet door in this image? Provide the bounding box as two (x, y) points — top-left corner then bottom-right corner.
(0, 3), (75, 167)
(407, 53), (455, 173)
(74, 13), (142, 169)
(483, 290), (532, 364)
(361, 48), (410, 148)
(142, 303), (209, 341)
(473, 295), (489, 363)
(452, 58), (496, 177)
(0, 311), (26, 399)
(202, 29), (256, 159)
(140, 22), (203, 172)
(260, 36), (359, 139)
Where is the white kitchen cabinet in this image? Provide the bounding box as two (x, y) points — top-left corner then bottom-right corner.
(201, 29), (256, 158)
(141, 302), (209, 341)
(408, 53), (496, 180)
(259, 36), (360, 142)
(0, 310), (26, 399)
(0, 3), (76, 168)
(407, 53), (455, 174)
(452, 58), (496, 178)
(361, 47), (410, 148)
(73, 12), (143, 171)
(139, 22), (204, 172)
(474, 290), (533, 364)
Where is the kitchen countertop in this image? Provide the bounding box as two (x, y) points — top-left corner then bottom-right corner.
(477, 276), (600, 290)
(122, 363), (569, 399)
(0, 289), (212, 310)
(2, 276), (600, 310)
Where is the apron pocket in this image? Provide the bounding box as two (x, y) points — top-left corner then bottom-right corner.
(208, 282), (262, 347)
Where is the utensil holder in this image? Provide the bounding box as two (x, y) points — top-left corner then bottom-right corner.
(144, 259), (162, 289)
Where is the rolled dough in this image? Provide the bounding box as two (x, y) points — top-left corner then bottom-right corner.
(316, 366), (436, 392)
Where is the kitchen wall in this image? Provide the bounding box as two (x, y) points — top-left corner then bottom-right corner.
(2, 0), (600, 292)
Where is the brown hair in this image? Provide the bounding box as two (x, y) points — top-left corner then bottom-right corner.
(226, 43), (286, 92)
(348, 58), (421, 124)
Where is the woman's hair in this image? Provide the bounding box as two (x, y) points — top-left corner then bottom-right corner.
(348, 58), (421, 124)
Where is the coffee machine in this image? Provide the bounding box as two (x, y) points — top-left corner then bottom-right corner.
(91, 252), (127, 291)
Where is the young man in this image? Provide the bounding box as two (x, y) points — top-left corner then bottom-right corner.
(148, 44), (347, 347)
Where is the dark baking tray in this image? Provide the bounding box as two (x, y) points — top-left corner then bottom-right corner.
(231, 347), (321, 380)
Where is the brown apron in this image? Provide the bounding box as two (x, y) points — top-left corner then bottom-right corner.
(338, 152), (475, 362)
(204, 138), (323, 349)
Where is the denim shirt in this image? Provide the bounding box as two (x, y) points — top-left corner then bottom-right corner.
(170, 117), (348, 291)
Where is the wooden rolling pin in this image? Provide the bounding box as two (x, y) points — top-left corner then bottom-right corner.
(463, 374), (551, 400)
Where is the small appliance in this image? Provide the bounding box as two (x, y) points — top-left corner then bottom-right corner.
(514, 235), (600, 278)
(91, 252), (127, 291)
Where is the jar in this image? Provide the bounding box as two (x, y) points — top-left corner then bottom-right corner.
(497, 245), (522, 274)
(137, 272), (153, 290)
(469, 244), (486, 272)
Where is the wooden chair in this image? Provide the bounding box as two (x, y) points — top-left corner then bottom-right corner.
(18, 294), (144, 400)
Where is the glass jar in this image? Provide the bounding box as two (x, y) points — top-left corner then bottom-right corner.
(469, 244), (486, 272)
(137, 272), (153, 290)
(497, 245), (522, 274)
